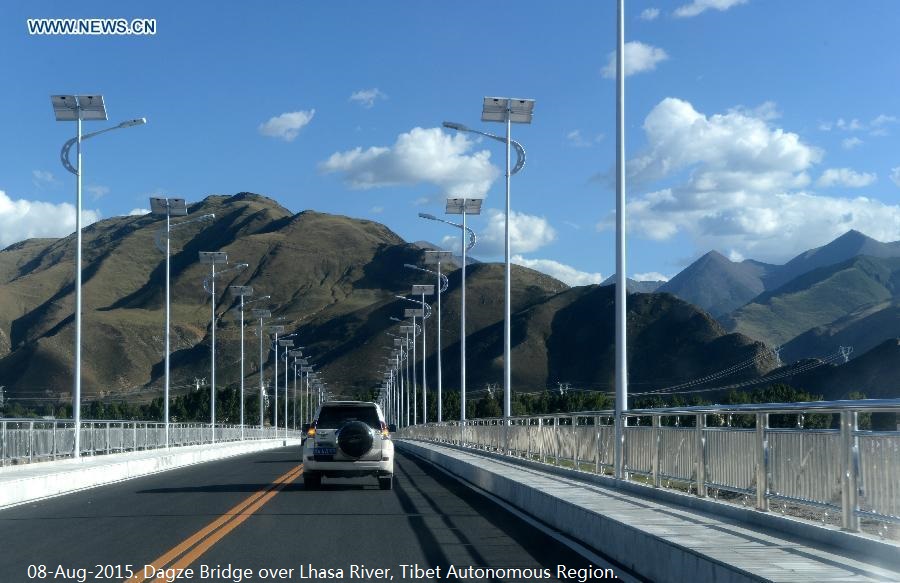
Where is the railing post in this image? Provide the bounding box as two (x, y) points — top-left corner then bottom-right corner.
(554, 416), (559, 465)
(106, 422), (110, 455)
(572, 415), (578, 470)
(695, 413), (707, 497)
(595, 416), (601, 474)
(540, 418), (545, 463)
(52, 421), (57, 460)
(1, 420), (6, 466)
(755, 412), (769, 511)
(652, 415), (661, 488)
(29, 420), (34, 463)
(841, 410), (860, 532)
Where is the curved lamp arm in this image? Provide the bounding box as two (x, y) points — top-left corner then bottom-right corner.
(60, 118), (147, 176)
(153, 213), (216, 253)
(403, 263), (449, 293)
(417, 213), (477, 251)
(202, 263), (248, 294)
(442, 121), (526, 175)
(395, 294), (432, 320)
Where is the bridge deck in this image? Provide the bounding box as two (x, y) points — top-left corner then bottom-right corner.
(399, 440), (900, 583)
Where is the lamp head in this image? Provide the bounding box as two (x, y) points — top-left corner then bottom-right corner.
(442, 121), (467, 132)
(418, 212), (437, 220)
(119, 118), (147, 128)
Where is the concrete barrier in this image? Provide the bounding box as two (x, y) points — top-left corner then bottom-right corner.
(0, 438), (302, 509)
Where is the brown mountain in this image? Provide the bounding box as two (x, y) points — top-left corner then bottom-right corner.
(0, 192), (778, 406)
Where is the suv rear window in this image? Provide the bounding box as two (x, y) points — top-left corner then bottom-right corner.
(316, 405), (380, 429)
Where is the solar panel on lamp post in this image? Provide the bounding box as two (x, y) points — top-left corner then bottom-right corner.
(200, 252), (244, 443)
(407, 254), (450, 422)
(400, 302), (426, 425)
(289, 349), (303, 429)
(411, 285), (435, 424)
(149, 197), (195, 448)
(52, 95), (146, 458)
(445, 99), (533, 450)
(278, 337), (295, 440)
(252, 308), (273, 428)
(421, 200), (480, 434)
(231, 292), (269, 439)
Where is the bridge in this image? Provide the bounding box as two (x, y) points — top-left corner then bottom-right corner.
(1, 399), (898, 582)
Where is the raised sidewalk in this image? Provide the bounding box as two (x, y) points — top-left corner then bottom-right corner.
(0, 438), (302, 509)
(398, 440), (900, 583)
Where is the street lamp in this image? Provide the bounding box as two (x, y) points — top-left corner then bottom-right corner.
(278, 336), (297, 438)
(420, 198), (481, 430)
(252, 308), (276, 428)
(150, 198), (214, 447)
(614, 0), (629, 480)
(405, 259), (449, 421)
(200, 252), (247, 442)
(231, 288), (269, 440)
(444, 97), (533, 448)
(289, 349), (304, 429)
(52, 94), (146, 458)
(398, 293), (431, 423)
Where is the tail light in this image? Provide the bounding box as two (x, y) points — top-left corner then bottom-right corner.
(307, 421), (317, 438)
(380, 421), (390, 439)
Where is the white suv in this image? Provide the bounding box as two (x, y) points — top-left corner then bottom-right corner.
(302, 401), (395, 490)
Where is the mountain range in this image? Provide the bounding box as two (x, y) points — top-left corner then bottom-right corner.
(1, 193), (897, 407)
(0, 193), (775, 406)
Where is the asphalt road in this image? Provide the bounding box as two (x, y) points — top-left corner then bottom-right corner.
(0, 447), (635, 582)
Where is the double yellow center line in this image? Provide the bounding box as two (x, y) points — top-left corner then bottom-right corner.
(126, 464), (304, 583)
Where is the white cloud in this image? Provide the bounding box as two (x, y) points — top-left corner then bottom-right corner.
(598, 97), (900, 262)
(0, 189), (101, 247)
(566, 129), (604, 147)
(128, 208), (150, 216)
(729, 101), (780, 121)
(258, 110), (315, 142)
(412, 196), (430, 206)
(477, 209), (557, 257)
(842, 137), (863, 150)
(370, 206), (384, 214)
(601, 41), (669, 79)
(633, 272), (669, 282)
(350, 88), (387, 109)
(320, 127), (500, 197)
(87, 185), (110, 199)
(639, 8), (660, 20)
(32, 170), (58, 188)
(512, 255), (602, 286)
(674, 0), (748, 18)
(820, 114), (897, 137)
(890, 167), (900, 188)
(817, 168), (877, 188)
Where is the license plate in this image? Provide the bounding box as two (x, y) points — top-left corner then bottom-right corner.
(314, 447), (336, 455)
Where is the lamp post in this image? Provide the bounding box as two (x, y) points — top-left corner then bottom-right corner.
(52, 94), (146, 458)
(411, 285), (434, 424)
(267, 325), (286, 434)
(398, 295), (430, 423)
(231, 293), (270, 439)
(392, 317), (415, 427)
(150, 198), (214, 447)
(614, 0), (628, 480)
(420, 198), (480, 431)
(278, 336), (296, 438)
(444, 99), (533, 449)
(200, 252), (247, 442)
(406, 256), (450, 422)
(252, 309), (274, 428)
(289, 350), (303, 430)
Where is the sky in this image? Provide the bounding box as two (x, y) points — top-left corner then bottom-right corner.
(2, 1), (900, 286)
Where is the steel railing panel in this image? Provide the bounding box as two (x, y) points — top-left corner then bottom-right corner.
(704, 428), (755, 493)
(857, 434), (900, 521)
(768, 430), (841, 508)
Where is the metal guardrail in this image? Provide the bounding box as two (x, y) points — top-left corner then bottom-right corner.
(0, 419), (305, 467)
(399, 399), (900, 533)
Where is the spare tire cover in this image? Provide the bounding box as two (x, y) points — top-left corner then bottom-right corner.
(337, 421), (374, 458)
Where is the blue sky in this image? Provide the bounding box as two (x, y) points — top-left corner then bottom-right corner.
(2, 1), (899, 285)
